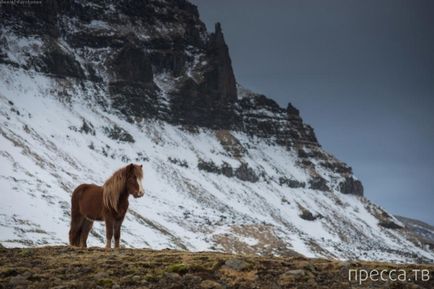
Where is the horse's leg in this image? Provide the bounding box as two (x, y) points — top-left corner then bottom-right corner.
(105, 217), (114, 250)
(69, 215), (84, 247)
(114, 218), (124, 249)
(70, 184), (88, 247)
(79, 219), (93, 248)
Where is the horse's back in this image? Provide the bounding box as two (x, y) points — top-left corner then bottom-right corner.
(72, 183), (100, 194)
(71, 183), (104, 221)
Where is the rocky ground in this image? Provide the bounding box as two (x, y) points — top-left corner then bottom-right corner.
(0, 246), (433, 289)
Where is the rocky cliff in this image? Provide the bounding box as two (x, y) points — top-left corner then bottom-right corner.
(0, 0), (432, 262)
(0, 0), (321, 146)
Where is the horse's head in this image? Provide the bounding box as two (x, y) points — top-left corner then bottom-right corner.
(126, 163), (144, 198)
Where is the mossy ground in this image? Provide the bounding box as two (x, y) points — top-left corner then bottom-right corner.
(0, 246), (433, 289)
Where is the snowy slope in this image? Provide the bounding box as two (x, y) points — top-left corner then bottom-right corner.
(0, 65), (433, 263)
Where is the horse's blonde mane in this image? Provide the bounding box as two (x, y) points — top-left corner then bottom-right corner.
(103, 164), (144, 212)
(103, 166), (127, 212)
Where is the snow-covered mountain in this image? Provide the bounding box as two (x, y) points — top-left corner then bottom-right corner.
(0, 0), (432, 263)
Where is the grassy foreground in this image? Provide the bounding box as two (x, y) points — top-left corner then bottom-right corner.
(0, 246), (433, 289)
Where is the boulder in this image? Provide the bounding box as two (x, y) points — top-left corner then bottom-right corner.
(339, 177), (364, 196)
(235, 163), (259, 183)
(309, 176), (330, 191)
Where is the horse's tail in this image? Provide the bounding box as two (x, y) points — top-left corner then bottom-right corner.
(69, 185), (86, 246)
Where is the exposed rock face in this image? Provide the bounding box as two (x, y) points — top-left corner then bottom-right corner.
(309, 176), (330, 192)
(108, 41), (159, 121)
(234, 163), (259, 183)
(207, 23), (237, 105)
(169, 22), (239, 129)
(279, 177), (306, 188)
(237, 87), (319, 148)
(0, 0), (319, 146)
(339, 177), (364, 196)
(109, 43), (154, 83)
(1, 0), (207, 121)
(40, 40), (85, 78)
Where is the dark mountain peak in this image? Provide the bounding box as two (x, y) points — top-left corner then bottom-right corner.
(212, 22), (224, 40)
(0, 0), (320, 148)
(287, 102), (300, 116)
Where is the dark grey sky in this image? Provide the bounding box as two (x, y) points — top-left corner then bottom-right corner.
(190, 0), (434, 225)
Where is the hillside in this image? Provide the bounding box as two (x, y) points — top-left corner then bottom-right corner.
(1, 246), (433, 289)
(0, 0), (433, 263)
(396, 216), (434, 251)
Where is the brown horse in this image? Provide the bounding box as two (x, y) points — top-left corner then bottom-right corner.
(69, 163), (144, 249)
